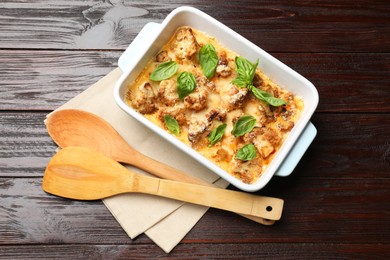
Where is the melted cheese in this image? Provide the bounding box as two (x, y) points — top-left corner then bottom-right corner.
(126, 26), (303, 184)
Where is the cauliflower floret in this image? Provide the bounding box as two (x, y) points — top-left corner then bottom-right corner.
(130, 82), (156, 114)
(220, 84), (249, 111)
(157, 79), (179, 106)
(216, 52), (232, 77)
(232, 157), (262, 184)
(170, 27), (198, 60)
(187, 114), (210, 144)
(243, 127), (281, 159)
(184, 87), (208, 111)
(157, 103), (187, 126)
(155, 50), (171, 62)
(196, 75), (216, 91)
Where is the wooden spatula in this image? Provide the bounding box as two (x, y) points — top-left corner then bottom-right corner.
(46, 109), (279, 224)
(42, 147), (283, 221)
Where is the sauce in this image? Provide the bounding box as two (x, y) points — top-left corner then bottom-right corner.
(126, 26), (303, 184)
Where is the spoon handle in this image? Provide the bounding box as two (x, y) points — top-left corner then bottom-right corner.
(131, 173), (283, 221)
(128, 149), (208, 185)
(127, 150), (277, 224)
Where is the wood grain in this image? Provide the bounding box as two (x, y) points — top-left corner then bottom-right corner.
(0, 50), (120, 110)
(1, 112), (388, 178)
(273, 53), (390, 113)
(1, 51), (389, 112)
(0, 243), (390, 259)
(0, 244), (389, 259)
(1, 177), (388, 245)
(1, 0), (389, 257)
(0, 1), (389, 52)
(0, 112), (56, 177)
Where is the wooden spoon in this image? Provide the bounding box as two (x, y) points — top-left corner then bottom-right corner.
(43, 147), (284, 221)
(46, 109), (207, 185)
(46, 109), (278, 224)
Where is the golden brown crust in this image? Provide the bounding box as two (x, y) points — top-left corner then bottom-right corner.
(155, 50), (171, 62)
(130, 82), (157, 114)
(184, 87), (208, 111)
(157, 79), (180, 106)
(126, 26), (303, 184)
(170, 27), (199, 60)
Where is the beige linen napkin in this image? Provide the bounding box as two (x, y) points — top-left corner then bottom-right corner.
(50, 68), (230, 253)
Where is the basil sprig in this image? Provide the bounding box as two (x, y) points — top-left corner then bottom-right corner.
(235, 144), (257, 161)
(164, 115), (180, 136)
(177, 71), (197, 100)
(231, 115), (256, 137)
(232, 56), (286, 106)
(199, 44), (218, 79)
(150, 61), (178, 81)
(208, 124), (227, 147)
(232, 56), (258, 87)
(249, 85), (287, 106)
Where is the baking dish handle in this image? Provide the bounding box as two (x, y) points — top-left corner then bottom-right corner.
(118, 22), (162, 72)
(274, 122), (317, 177)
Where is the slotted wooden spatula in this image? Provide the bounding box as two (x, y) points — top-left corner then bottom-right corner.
(42, 147), (283, 221)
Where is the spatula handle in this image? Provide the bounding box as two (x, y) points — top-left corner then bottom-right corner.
(128, 149), (209, 185)
(132, 175), (283, 221)
(127, 150), (277, 224)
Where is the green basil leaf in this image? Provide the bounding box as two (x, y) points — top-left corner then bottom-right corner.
(235, 56), (252, 78)
(150, 61), (178, 81)
(199, 44), (218, 79)
(177, 71), (197, 100)
(232, 56), (286, 107)
(164, 115), (180, 136)
(231, 76), (249, 88)
(249, 60), (259, 82)
(249, 85), (287, 106)
(233, 57), (259, 87)
(235, 144), (257, 161)
(231, 115), (256, 137)
(208, 124), (227, 147)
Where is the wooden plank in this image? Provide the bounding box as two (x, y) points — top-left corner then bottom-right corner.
(0, 178), (133, 245)
(0, 50), (120, 110)
(0, 243), (389, 259)
(1, 112), (388, 178)
(273, 53), (390, 113)
(300, 113), (390, 178)
(0, 1), (388, 258)
(0, 112), (56, 177)
(0, 177), (388, 245)
(1, 51), (389, 112)
(0, 1), (389, 52)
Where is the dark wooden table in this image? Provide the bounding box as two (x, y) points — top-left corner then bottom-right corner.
(1, 1), (389, 258)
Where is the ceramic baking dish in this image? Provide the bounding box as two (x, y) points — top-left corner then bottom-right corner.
(114, 6), (318, 192)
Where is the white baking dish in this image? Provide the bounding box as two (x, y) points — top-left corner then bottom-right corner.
(114, 6), (318, 192)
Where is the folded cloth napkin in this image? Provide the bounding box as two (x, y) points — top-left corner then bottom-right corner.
(49, 68), (230, 253)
